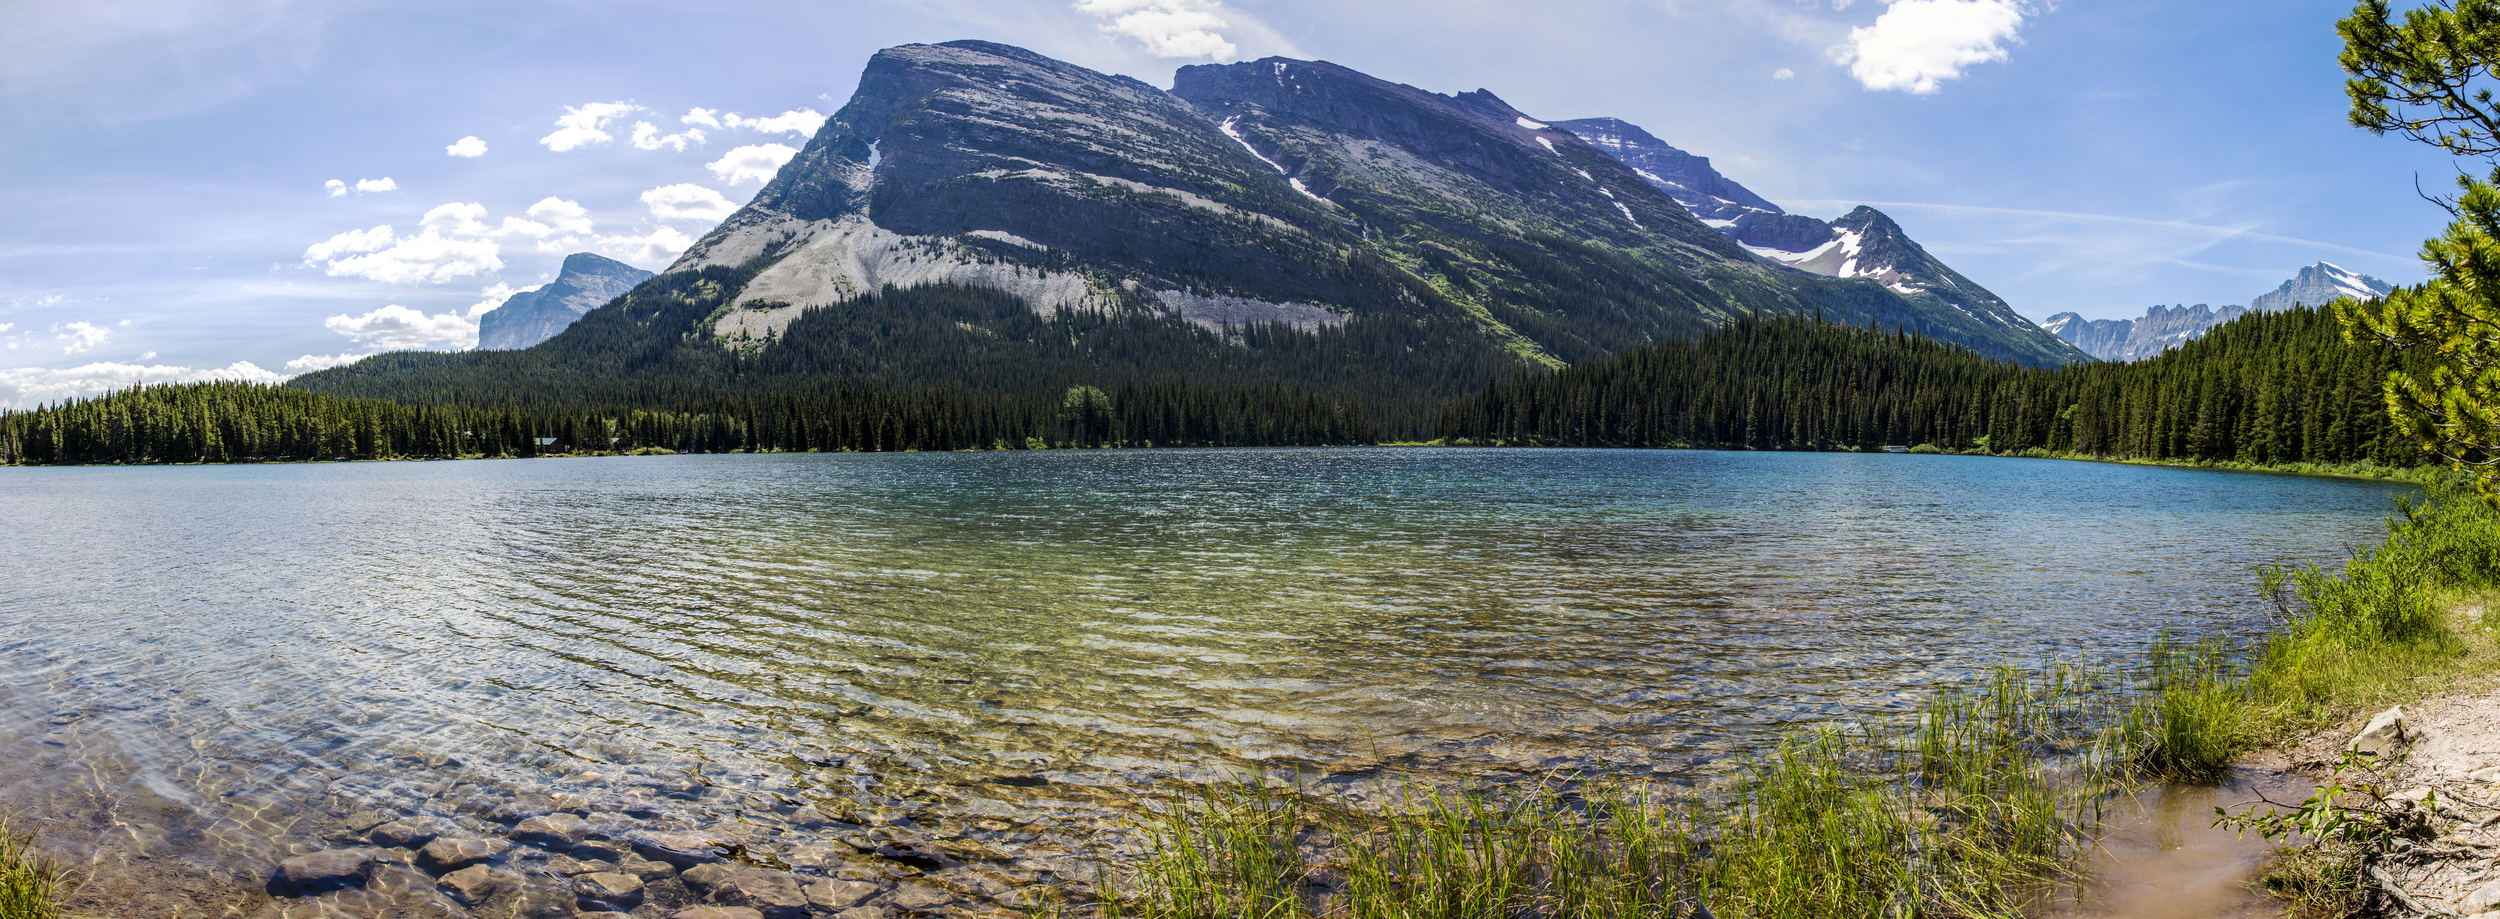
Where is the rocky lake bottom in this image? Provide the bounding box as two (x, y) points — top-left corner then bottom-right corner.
(0, 449), (2428, 915)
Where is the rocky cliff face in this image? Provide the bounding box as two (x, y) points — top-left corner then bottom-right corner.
(651, 41), (2081, 373)
(475, 253), (653, 350)
(2044, 262), (2392, 361)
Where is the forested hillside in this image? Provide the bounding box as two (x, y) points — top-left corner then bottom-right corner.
(1439, 305), (2428, 467)
(3, 301), (2428, 469)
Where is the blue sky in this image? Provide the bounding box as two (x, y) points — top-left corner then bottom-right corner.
(0, 0), (2461, 405)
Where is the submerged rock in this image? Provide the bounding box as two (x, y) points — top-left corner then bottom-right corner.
(515, 813), (596, 847)
(631, 831), (728, 867)
(671, 908), (764, 919)
(574, 872), (645, 912)
(367, 819), (447, 849)
(804, 879), (881, 911)
(438, 864), (519, 907)
(419, 836), (512, 873)
(273, 848), (382, 894)
(682, 864), (808, 919)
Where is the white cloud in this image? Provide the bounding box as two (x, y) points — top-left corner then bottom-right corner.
(319, 232), (503, 285)
(642, 184), (737, 223)
(0, 323), (12, 334)
(682, 107), (723, 129)
(354, 177), (397, 193)
(540, 101), (642, 152)
(707, 143), (799, 185)
(446, 135), (487, 157)
(1072, 0), (1238, 60)
(723, 108), (826, 136)
(284, 352), (371, 373)
(305, 225), (396, 261)
(420, 201), (492, 236)
(325, 178), (347, 197)
(0, 361), (287, 408)
(55, 321), (109, 354)
(1833, 0), (2029, 94)
(140, 351), (155, 360)
(324, 303), (486, 350)
(1773, 67), (1797, 80)
(591, 226), (698, 268)
(524, 197), (593, 236)
(630, 121), (707, 152)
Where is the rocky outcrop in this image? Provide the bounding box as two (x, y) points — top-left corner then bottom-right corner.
(476, 253), (654, 350)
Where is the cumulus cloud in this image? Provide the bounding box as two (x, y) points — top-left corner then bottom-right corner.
(591, 226), (698, 268)
(1833, 0), (2029, 94)
(316, 230), (503, 285)
(540, 102), (642, 151)
(641, 184), (737, 223)
(324, 303), (485, 350)
(355, 177), (397, 193)
(1073, 0), (1238, 60)
(630, 121), (706, 152)
(284, 352), (371, 373)
(1774, 67), (1797, 80)
(306, 225), (396, 260)
(722, 108), (826, 136)
(707, 144), (799, 185)
(446, 135), (487, 157)
(55, 321), (109, 354)
(325, 178), (347, 197)
(682, 108), (723, 129)
(0, 361), (285, 409)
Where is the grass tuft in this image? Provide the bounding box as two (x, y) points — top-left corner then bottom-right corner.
(0, 816), (59, 919)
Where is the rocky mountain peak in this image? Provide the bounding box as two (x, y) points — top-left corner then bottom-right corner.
(475, 252), (653, 351)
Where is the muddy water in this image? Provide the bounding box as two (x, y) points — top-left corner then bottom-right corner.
(0, 449), (2412, 914)
(2053, 769), (2314, 919)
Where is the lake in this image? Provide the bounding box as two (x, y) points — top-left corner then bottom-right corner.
(0, 449), (2419, 913)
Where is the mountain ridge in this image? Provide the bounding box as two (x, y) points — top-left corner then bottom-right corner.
(297, 39), (2086, 422)
(2042, 262), (2395, 361)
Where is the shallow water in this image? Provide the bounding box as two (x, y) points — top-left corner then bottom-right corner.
(0, 449), (2417, 912)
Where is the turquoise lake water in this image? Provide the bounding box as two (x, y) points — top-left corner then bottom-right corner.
(0, 449), (2421, 905)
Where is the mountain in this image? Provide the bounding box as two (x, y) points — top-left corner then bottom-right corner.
(2041, 262), (2395, 361)
(297, 40), (2085, 424)
(475, 253), (653, 350)
(1554, 118), (2039, 347)
(2249, 262), (2394, 312)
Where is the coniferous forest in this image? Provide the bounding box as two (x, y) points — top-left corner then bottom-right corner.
(0, 299), (2431, 469)
(1440, 305), (2429, 467)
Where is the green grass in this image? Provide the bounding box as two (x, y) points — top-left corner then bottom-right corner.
(1099, 668), (2134, 919)
(0, 817), (59, 919)
(1095, 478), (2500, 919)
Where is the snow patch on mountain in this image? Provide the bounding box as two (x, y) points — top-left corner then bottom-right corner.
(1218, 116), (1330, 204)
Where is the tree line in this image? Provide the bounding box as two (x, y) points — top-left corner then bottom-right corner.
(0, 379), (1378, 465)
(1437, 305), (2430, 467)
(0, 302), (2432, 468)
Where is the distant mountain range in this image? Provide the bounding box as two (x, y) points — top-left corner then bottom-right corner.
(2041, 263), (2395, 362)
(475, 253), (651, 350)
(300, 40), (2085, 417)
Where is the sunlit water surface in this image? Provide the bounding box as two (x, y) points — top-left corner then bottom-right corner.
(0, 449), (2418, 910)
